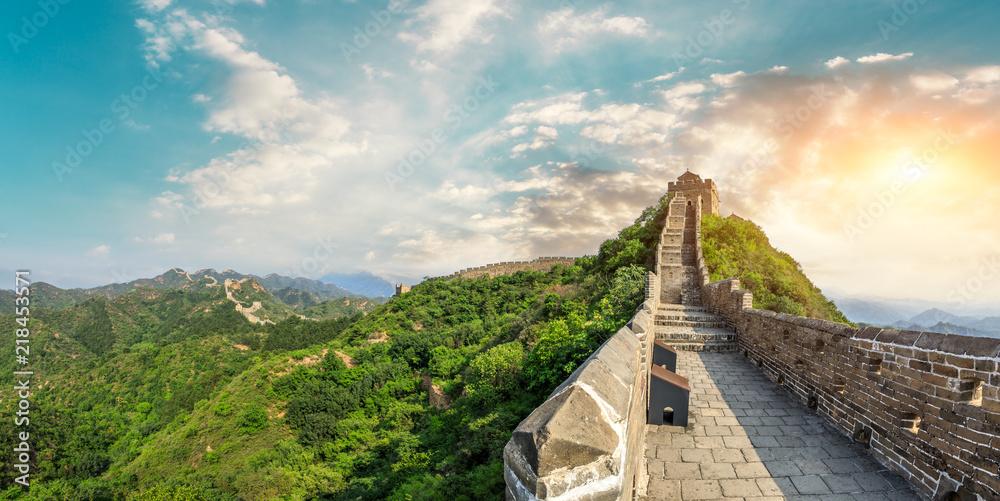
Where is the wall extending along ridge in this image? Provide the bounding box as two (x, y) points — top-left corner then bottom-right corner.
(504, 173), (1000, 500)
(434, 257), (577, 281)
(696, 228), (1000, 500)
(503, 272), (658, 501)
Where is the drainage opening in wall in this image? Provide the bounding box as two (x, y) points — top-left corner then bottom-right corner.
(866, 357), (883, 375)
(662, 407), (675, 423)
(782, 329), (790, 341)
(852, 426), (872, 448)
(815, 339), (825, 354)
(901, 412), (921, 434)
(959, 378), (984, 407)
(777, 373), (785, 385)
(807, 394), (818, 409)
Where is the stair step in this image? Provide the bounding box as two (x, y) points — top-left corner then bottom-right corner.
(658, 304), (710, 311)
(656, 313), (722, 321)
(659, 342), (739, 353)
(655, 320), (727, 328)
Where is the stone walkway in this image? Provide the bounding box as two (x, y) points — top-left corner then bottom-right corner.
(642, 352), (924, 501)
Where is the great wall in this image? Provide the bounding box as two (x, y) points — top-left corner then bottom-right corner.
(498, 172), (1000, 501)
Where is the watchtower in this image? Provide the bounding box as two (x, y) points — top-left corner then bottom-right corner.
(667, 170), (720, 216)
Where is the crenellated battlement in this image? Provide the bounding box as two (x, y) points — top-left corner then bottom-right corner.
(429, 257), (577, 281)
(667, 171), (720, 216)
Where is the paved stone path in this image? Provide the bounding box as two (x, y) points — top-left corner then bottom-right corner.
(642, 351), (924, 501)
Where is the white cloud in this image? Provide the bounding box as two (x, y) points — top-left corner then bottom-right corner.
(661, 82), (706, 100)
(511, 135), (555, 154)
(123, 119), (151, 131)
(646, 68), (684, 83)
(965, 65), (1000, 83)
(365, 251), (376, 261)
(133, 233), (175, 244)
(910, 72), (959, 92)
(539, 6), (651, 52)
(856, 52), (913, 64)
(88, 245), (111, 258)
(398, 0), (509, 55)
(580, 123), (620, 143)
(362, 63), (393, 81)
(710, 71), (745, 87)
(661, 82), (707, 111)
(536, 125), (558, 139)
(825, 56), (849, 69)
(503, 93), (677, 147)
(139, 0), (172, 12)
(140, 10), (364, 212)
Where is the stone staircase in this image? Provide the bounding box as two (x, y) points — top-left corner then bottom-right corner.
(654, 304), (737, 352)
(656, 197), (738, 352)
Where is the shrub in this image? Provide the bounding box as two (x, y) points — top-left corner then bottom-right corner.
(237, 403), (269, 435)
(466, 342), (525, 401)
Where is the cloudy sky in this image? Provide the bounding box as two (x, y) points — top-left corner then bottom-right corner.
(2, 0), (999, 310)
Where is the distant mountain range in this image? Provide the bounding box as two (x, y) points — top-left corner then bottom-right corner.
(319, 271), (395, 298)
(835, 298), (1000, 339)
(0, 268), (382, 311)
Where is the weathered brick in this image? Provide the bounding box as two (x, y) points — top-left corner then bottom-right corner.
(933, 364), (960, 378)
(922, 373), (949, 388)
(974, 358), (996, 373)
(946, 355), (975, 370)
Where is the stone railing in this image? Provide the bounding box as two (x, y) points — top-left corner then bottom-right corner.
(503, 271), (658, 500)
(432, 257), (577, 281)
(695, 222), (1000, 499)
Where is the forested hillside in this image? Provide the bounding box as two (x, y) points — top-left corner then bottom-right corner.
(0, 193), (851, 500)
(701, 213), (852, 324)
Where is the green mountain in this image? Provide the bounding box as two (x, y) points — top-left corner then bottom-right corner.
(0, 195), (850, 500)
(0, 268), (359, 312)
(701, 213), (852, 324)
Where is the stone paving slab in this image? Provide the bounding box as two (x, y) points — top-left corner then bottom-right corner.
(640, 352), (925, 501)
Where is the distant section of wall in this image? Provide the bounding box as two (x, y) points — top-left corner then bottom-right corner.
(433, 257), (577, 281)
(503, 272), (658, 501)
(698, 259), (1000, 498)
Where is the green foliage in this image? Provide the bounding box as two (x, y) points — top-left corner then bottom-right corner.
(466, 343), (524, 402)
(262, 314), (356, 352)
(212, 401), (234, 417)
(236, 403), (269, 435)
(127, 485), (211, 501)
(523, 313), (590, 390)
(204, 450), (221, 464)
(428, 346), (465, 378)
(587, 193), (672, 276)
(701, 213), (853, 324)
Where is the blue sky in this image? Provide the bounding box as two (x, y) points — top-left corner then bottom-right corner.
(2, 0), (1000, 311)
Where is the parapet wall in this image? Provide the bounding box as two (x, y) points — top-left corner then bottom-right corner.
(435, 257), (577, 281)
(503, 272), (658, 500)
(698, 268), (1000, 498)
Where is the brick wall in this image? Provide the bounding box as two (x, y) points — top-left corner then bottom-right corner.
(432, 257), (577, 281)
(696, 229), (1000, 500)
